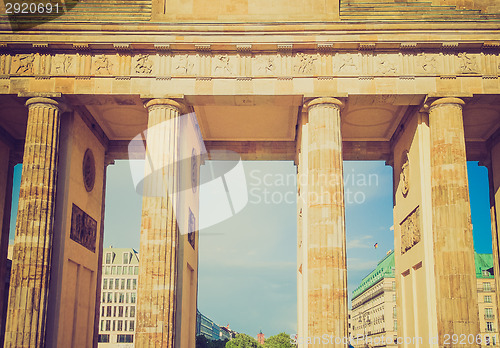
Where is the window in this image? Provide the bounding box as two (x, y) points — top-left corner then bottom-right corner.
(103, 279), (108, 290)
(100, 320), (104, 331)
(117, 320), (123, 331)
(487, 322), (494, 332)
(105, 320), (111, 331)
(129, 320), (135, 331)
(485, 295), (492, 303)
(126, 293), (129, 303)
(105, 253), (112, 264)
(486, 308), (494, 319)
(123, 252), (130, 264)
(117, 334), (134, 343)
(101, 306), (105, 317)
(131, 293), (136, 303)
(127, 279), (131, 290)
(129, 266), (133, 275)
(114, 293), (118, 303)
(392, 281), (396, 290)
(113, 306), (117, 317)
(134, 266), (139, 275)
(115, 279), (119, 289)
(105, 266), (110, 275)
(119, 306), (124, 317)
(112, 320), (116, 331)
(107, 306), (112, 317)
(107, 293), (112, 303)
(393, 294), (396, 302)
(130, 306), (136, 317)
(394, 320), (397, 330)
(121, 279), (125, 290)
(108, 279), (113, 290)
(125, 307), (128, 317)
(119, 293), (125, 303)
(98, 334), (110, 343)
(117, 266), (122, 275)
(393, 306), (397, 318)
(111, 266), (116, 275)
(132, 279), (137, 290)
(484, 282), (492, 291)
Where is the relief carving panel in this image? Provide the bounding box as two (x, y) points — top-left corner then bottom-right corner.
(70, 204), (97, 252)
(400, 206), (421, 255)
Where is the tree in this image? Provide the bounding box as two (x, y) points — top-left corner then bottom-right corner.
(264, 332), (295, 348)
(226, 333), (262, 348)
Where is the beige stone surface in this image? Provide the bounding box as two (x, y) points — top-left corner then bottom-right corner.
(429, 97), (480, 346)
(302, 98), (347, 347)
(136, 99), (182, 348)
(4, 98), (61, 348)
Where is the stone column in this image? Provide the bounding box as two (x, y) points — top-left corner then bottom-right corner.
(303, 97), (347, 347)
(4, 97), (62, 348)
(429, 97), (480, 345)
(136, 99), (184, 348)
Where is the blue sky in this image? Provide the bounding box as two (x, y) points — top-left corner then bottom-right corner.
(8, 160), (492, 338)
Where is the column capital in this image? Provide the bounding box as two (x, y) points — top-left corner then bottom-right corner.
(144, 98), (190, 114)
(422, 97), (466, 113)
(304, 97), (344, 111)
(430, 97), (465, 109)
(25, 97), (62, 110)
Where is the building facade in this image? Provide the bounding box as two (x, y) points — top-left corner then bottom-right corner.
(352, 251), (499, 347)
(0, 1), (500, 348)
(97, 248), (139, 347)
(196, 310), (233, 342)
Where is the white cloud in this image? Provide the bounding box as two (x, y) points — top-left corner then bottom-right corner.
(347, 235), (373, 249)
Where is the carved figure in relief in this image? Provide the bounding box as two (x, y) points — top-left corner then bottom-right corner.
(256, 56), (275, 74)
(214, 54), (232, 75)
(337, 54), (358, 72)
(400, 151), (410, 197)
(376, 56), (397, 75)
(15, 54), (35, 74)
(458, 52), (478, 74)
(295, 53), (317, 74)
(419, 53), (437, 73)
(135, 54), (153, 74)
(175, 54), (193, 74)
(53, 55), (73, 74)
(400, 207), (420, 254)
(94, 55), (112, 74)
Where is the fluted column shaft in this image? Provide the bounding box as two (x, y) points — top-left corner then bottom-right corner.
(304, 97), (347, 347)
(136, 99), (183, 348)
(4, 98), (61, 348)
(429, 97), (480, 346)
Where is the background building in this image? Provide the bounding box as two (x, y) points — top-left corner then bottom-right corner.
(351, 251), (499, 347)
(98, 247), (139, 347)
(257, 331), (265, 345)
(196, 309), (235, 342)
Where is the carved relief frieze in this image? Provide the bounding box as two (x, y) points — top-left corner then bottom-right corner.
(12, 53), (35, 74)
(213, 54), (235, 76)
(294, 53), (317, 75)
(52, 54), (74, 75)
(334, 53), (360, 75)
(375, 54), (398, 75)
(458, 52), (479, 74)
(254, 55), (277, 75)
(0, 50), (496, 80)
(93, 54), (113, 75)
(400, 206), (420, 255)
(417, 53), (438, 74)
(174, 54), (195, 75)
(134, 54), (154, 75)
